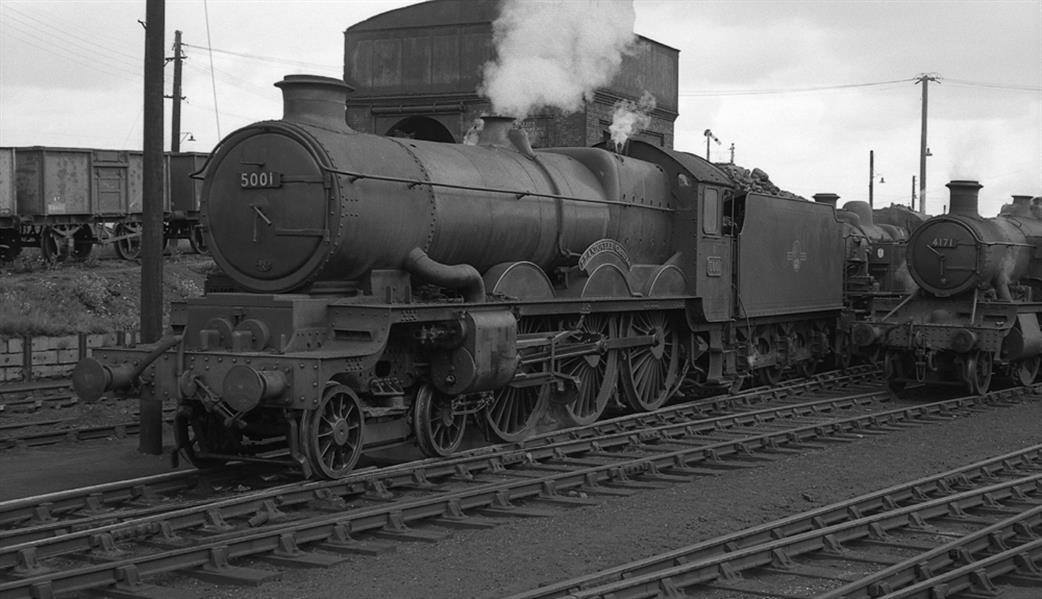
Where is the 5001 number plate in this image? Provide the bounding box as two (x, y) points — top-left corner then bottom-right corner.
(240, 171), (282, 189)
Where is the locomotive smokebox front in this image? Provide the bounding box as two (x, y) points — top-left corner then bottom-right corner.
(907, 180), (1030, 299)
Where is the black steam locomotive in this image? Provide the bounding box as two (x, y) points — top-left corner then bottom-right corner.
(854, 182), (1042, 394)
(72, 74), (922, 479)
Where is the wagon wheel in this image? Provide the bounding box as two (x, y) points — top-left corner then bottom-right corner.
(71, 226), (94, 260)
(40, 227), (69, 264)
(1014, 356), (1041, 386)
(0, 229), (22, 262)
(114, 223), (142, 260)
(620, 311), (682, 412)
(174, 409), (230, 469)
(412, 384), (466, 457)
(301, 384), (365, 479)
(754, 332), (782, 386)
(189, 226), (209, 254)
(482, 316), (551, 442)
(963, 350), (993, 395)
(555, 314), (620, 427)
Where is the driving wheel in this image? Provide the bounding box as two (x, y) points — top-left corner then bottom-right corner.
(301, 384), (365, 479)
(619, 311), (681, 412)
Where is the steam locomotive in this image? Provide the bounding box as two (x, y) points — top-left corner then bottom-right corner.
(854, 182), (1042, 394)
(71, 74), (920, 479)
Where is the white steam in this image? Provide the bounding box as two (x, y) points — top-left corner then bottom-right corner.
(462, 118), (483, 146)
(479, 0), (637, 119)
(609, 91), (656, 151)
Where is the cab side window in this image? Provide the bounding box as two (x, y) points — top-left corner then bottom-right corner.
(703, 187), (720, 235)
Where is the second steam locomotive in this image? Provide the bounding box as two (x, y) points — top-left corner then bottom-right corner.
(855, 182), (1042, 394)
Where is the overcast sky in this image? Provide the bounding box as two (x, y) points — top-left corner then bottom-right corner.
(1, 0), (1039, 216)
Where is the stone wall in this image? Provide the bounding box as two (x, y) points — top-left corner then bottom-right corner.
(0, 332), (139, 382)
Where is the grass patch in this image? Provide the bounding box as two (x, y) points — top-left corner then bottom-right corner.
(0, 255), (211, 337)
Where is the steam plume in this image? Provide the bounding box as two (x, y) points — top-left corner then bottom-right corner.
(462, 118), (483, 146)
(609, 91), (656, 151)
(479, 0), (637, 119)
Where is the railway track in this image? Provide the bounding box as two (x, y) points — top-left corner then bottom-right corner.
(0, 368), (874, 535)
(508, 443), (1042, 599)
(0, 382), (75, 414)
(0, 407), (176, 451)
(0, 369), (876, 543)
(0, 366), (872, 451)
(0, 372), (1033, 598)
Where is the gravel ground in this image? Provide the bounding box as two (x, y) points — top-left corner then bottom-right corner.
(2, 390), (1039, 598)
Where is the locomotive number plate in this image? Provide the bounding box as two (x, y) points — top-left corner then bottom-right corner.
(240, 171), (283, 189)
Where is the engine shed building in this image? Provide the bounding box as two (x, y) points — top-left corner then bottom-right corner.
(343, 0), (679, 149)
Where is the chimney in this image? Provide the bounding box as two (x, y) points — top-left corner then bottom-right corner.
(1002, 194), (1034, 217)
(946, 180), (982, 217)
(274, 74), (353, 128)
(812, 193), (839, 208)
(477, 116), (534, 156)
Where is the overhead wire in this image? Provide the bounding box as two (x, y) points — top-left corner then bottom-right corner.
(1, 23), (144, 81)
(1, 7), (174, 86)
(182, 42), (340, 72)
(944, 78), (1042, 93)
(183, 61), (278, 102)
(679, 77), (918, 97)
(3, 6), (143, 69)
(202, 0), (222, 138)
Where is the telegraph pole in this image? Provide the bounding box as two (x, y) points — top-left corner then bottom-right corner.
(142, 0), (164, 345)
(168, 30), (185, 152)
(141, 0), (165, 455)
(916, 73), (940, 213)
(869, 150), (875, 207)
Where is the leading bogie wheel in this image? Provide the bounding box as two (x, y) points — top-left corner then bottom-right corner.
(1014, 356), (1041, 387)
(301, 384), (365, 479)
(412, 384), (466, 457)
(964, 350), (993, 395)
(174, 409), (231, 469)
(619, 311), (681, 412)
(555, 314), (619, 427)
